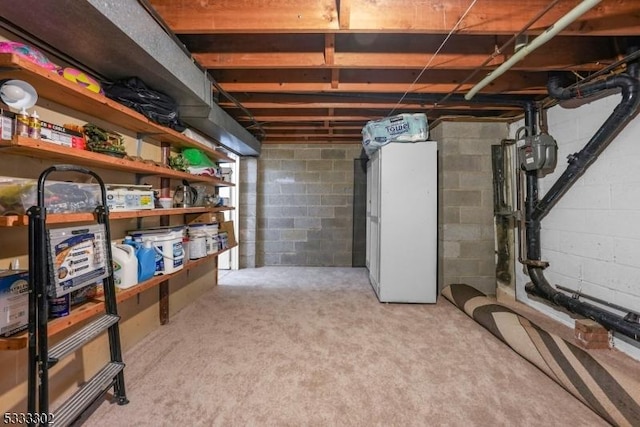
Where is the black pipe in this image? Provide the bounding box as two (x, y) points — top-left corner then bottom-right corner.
(525, 271), (639, 340)
(524, 71), (640, 341)
(533, 73), (640, 222)
(523, 104), (541, 261)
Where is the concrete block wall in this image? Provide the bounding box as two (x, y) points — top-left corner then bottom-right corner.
(434, 121), (508, 295)
(257, 144), (363, 266)
(510, 95), (640, 359)
(239, 157), (258, 268)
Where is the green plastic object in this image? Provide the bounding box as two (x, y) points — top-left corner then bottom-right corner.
(182, 148), (215, 167)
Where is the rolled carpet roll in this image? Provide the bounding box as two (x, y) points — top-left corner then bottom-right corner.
(442, 283), (640, 427)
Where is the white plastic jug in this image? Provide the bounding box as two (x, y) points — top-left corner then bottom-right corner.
(112, 243), (138, 289)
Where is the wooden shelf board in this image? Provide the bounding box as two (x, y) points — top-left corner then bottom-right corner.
(0, 53), (236, 164)
(0, 136), (234, 187)
(0, 206), (235, 228)
(0, 244), (237, 351)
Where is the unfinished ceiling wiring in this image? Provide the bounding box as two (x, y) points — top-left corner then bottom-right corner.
(387, 0), (478, 117)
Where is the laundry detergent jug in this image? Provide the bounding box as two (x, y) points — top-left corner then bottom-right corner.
(112, 243), (138, 289)
(137, 240), (156, 282)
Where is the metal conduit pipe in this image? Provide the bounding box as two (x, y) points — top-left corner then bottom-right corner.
(464, 0), (602, 100)
(524, 71), (640, 341)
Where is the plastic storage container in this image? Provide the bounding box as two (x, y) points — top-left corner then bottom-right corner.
(187, 224), (208, 259)
(203, 223), (219, 255)
(130, 227), (185, 275)
(0, 176), (100, 215)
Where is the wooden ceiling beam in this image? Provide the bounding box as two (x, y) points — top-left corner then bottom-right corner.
(190, 35), (615, 71)
(149, 0), (640, 36)
(265, 133), (360, 138)
(262, 140), (361, 144)
(247, 115), (380, 122)
(237, 112), (515, 122)
(218, 82), (546, 94)
(222, 82), (547, 95)
(338, 0), (351, 29)
(217, 101), (521, 111)
(260, 125), (364, 130)
(212, 68), (548, 94)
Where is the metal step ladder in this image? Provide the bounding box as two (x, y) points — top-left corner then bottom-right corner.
(27, 165), (128, 426)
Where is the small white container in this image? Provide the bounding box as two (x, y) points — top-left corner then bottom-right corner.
(158, 197), (173, 209)
(188, 224), (209, 259)
(203, 223), (219, 255)
(188, 233), (207, 260)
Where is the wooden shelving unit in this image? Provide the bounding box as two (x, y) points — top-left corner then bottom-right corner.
(0, 136), (235, 186)
(0, 244), (237, 351)
(0, 206), (235, 227)
(0, 52), (239, 354)
(0, 53), (235, 164)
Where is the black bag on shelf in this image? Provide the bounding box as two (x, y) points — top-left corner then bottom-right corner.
(104, 77), (186, 131)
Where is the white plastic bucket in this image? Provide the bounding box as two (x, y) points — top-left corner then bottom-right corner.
(188, 225), (208, 260)
(203, 223), (219, 255)
(190, 223), (218, 255)
(131, 227), (184, 275)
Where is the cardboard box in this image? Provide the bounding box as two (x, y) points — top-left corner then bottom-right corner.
(219, 221), (237, 246)
(0, 270), (29, 337)
(40, 120), (84, 148)
(106, 184), (154, 211)
(220, 167), (233, 182)
(47, 224), (109, 297)
(185, 212), (223, 225)
(0, 111), (15, 140)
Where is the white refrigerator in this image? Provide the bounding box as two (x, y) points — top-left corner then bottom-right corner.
(366, 141), (438, 303)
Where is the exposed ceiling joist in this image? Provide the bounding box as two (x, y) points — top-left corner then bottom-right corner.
(150, 0), (640, 35)
(147, 0), (640, 145)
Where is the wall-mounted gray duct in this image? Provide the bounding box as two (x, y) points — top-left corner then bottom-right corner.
(443, 283), (640, 427)
(0, 0), (261, 156)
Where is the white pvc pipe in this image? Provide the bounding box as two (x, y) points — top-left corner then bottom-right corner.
(464, 0), (602, 100)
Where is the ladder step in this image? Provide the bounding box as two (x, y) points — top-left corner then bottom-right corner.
(51, 361), (125, 427)
(49, 314), (120, 364)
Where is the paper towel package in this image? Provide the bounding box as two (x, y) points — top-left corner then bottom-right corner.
(361, 113), (429, 156)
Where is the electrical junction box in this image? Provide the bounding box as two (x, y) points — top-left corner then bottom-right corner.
(519, 134), (558, 172)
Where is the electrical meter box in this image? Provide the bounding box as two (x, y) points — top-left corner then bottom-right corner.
(519, 134), (557, 172)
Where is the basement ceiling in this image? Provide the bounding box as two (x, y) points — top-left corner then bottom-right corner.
(148, 0), (640, 145)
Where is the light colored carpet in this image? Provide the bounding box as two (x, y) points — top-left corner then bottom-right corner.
(84, 267), (607, 426)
